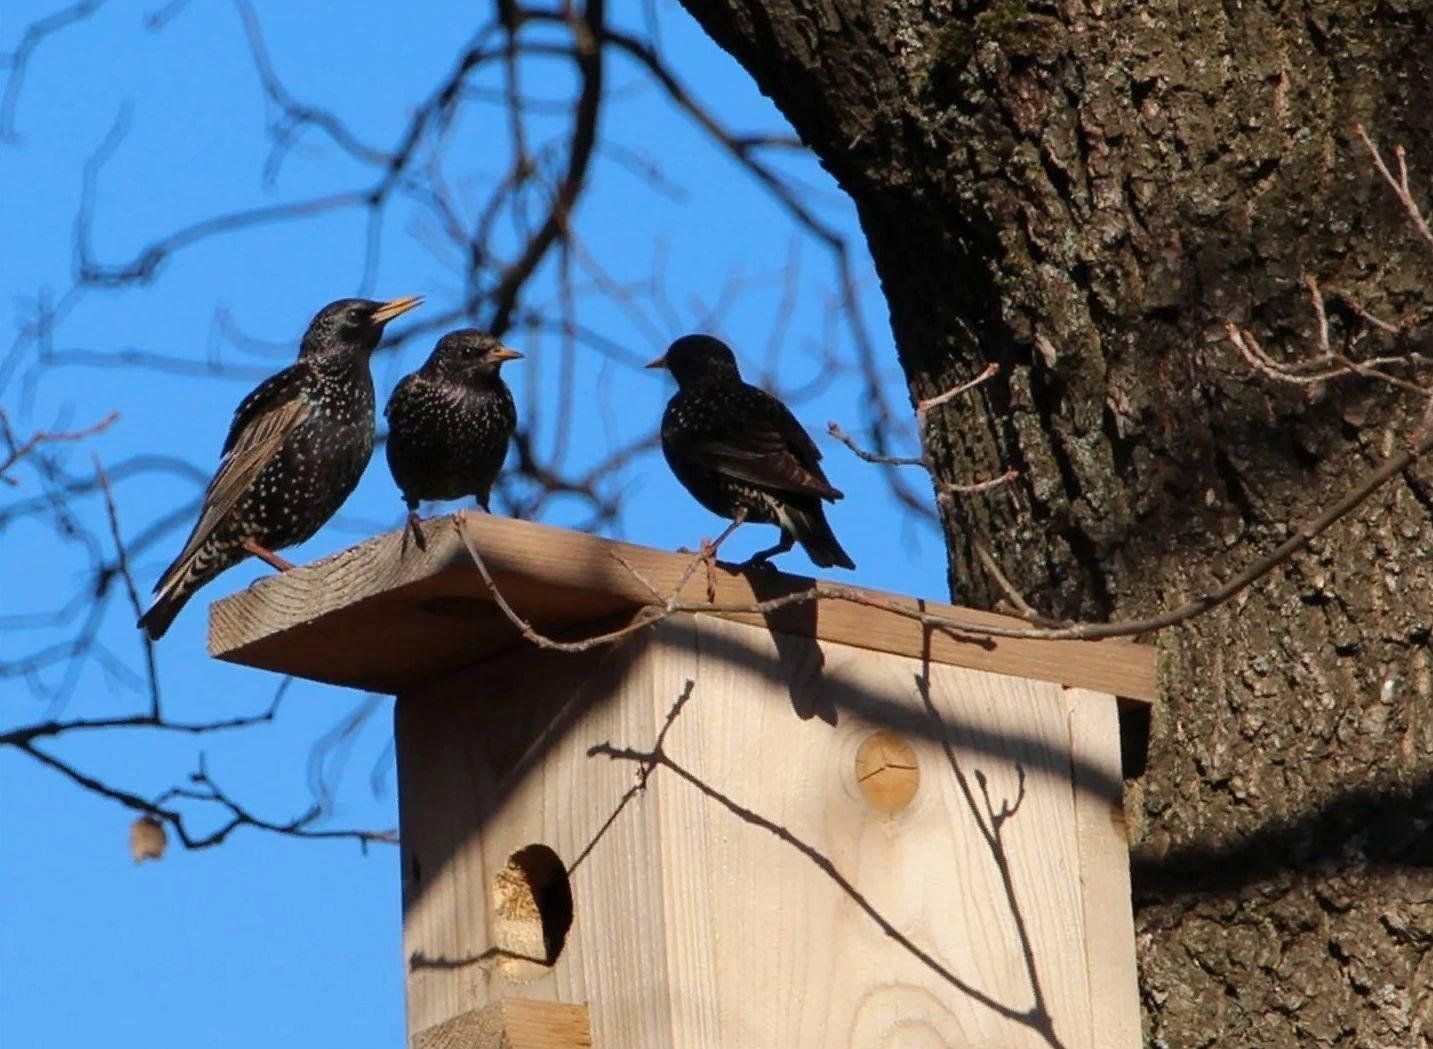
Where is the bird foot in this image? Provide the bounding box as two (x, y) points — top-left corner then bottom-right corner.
(740, 531), (794, 571)
(404, 510), (428, 553)
(242, 539), (295, 572)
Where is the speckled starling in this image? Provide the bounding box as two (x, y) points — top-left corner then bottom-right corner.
(138, 295), (423, 639)
(384, 329), (522, 541)
(648, 334), (855, 570)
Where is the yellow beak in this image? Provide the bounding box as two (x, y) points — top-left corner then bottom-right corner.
(370, 295), (424, 324)
(489, 346), (524, 363)
(644, 355), (668, 370)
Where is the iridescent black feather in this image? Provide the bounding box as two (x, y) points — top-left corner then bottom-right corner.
(652, 334), (854, 570)
(384, 330), (521, 519)
(138, 296), (421, 639)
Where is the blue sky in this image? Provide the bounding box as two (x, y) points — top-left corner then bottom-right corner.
(1, 3), (947, 1045)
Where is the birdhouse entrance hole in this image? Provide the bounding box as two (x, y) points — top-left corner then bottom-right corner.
(491, 843), (573, 981)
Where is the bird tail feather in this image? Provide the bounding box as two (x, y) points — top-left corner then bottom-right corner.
(780, 503), (855, 570)
(137, 542), (227, 640)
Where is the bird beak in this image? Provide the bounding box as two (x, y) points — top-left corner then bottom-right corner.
(645, 355), (668, 370)
(489, 346), (524, 363)
(370, 295), (424, 324)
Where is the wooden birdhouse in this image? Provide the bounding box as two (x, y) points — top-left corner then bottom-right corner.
(210, 513), (1157, 1049)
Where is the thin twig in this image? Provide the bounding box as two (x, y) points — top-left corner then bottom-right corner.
(1357, 123), (1433, 253)
(973, 540), (1067, 627)
(827, 421), (926, 467)
(0, 410), (117, 483)
(915, 362), (999, 416)
(460, 424), (1429, 649)
(943, 469), (1020, 496)
(93, 455), (161, 717)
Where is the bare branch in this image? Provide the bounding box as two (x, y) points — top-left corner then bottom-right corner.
(915, 362), (999, 416)
(0, 0), (107, 141)
(0, 410), (117, 484)
(15, 742), (395, 851)
(1357, 123), (1433, 254)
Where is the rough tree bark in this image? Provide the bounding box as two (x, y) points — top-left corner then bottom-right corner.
(678, 0), (1433, 1044)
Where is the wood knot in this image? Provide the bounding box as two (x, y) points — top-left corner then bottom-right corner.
(854, 731), (920, 812)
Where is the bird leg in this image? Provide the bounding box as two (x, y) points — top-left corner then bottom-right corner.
(675, 512), (748, 601)
(242, 538), (296, 572)
(405, 510), (428, 553)
(742, 530), (795, 570)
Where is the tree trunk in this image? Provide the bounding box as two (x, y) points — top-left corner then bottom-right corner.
(679, 0), (1433, 1043)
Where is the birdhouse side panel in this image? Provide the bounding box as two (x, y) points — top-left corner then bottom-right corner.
(394, 613), (1138, 1048)
(638, 614), (1104, 1048)
(396, 636), (679, 1040)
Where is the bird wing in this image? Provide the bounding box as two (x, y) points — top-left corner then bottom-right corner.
(168, 367), (312, 572)
(690, 387), (843, 501)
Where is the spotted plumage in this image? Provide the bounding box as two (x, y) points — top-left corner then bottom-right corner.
(384, 330), (522, 539)
(649, 334), (855, 570)
(138, 296), (423, 640)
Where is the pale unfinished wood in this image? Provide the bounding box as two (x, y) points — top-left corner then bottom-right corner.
(853, 730), (920, 811)
(397, 614), (1141, 1047)
(1066, 687), (1141, 1049)
(209, 512), (1157, 700)
(412, 999), (591, 1049)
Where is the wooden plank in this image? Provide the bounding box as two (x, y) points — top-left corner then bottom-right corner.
(399, 614), (1127, 1046)
(398, 636), (656, 1037)
(649, 615), (1094, 1048)
(397, 633), (675, 1041)
(1065, 687), (1142, 1049)
(209, 511), (1156, 700)
(412, 999), (591, 1049)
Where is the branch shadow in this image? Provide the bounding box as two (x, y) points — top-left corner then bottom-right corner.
(1133, 769), (1433, 904)
(688, 613), (1124, 803)
(579, 672), (1069, 1048)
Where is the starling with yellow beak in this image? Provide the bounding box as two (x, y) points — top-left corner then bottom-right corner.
(139, 295), (423, 638)
(384, 330), (523, 544)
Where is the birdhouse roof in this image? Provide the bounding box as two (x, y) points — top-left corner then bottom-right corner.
(208, 512), (1157, 700)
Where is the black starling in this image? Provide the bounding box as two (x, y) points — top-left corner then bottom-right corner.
(138, 295), (423, 639)
(384, 329), (522, 541)
(648, 334), (855, 570)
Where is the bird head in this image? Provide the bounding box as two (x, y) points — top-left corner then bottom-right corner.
(646, 334), (741, 386)
(300, 296), (423, 360)
(424, 329), (524, 383)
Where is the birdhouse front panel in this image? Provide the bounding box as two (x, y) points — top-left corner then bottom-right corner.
(396, 614), (1139, 1049)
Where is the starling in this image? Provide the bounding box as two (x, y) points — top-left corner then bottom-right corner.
(648, 334), (855, 570)
(138, 295), (423, 640)
(384, 329), (522, 541)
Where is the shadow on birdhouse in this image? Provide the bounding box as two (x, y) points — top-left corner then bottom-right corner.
(210, 512), (1157, 1048)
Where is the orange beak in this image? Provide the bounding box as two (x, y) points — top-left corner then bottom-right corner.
(370, 295), (424, 324)
(645, 355), (668, 370)
(488, 346), (524, 363)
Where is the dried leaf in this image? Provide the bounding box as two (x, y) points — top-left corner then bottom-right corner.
(129, 815), (167, 863)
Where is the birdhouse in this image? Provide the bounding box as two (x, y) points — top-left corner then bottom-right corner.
(210, 513), (1157, 1049)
